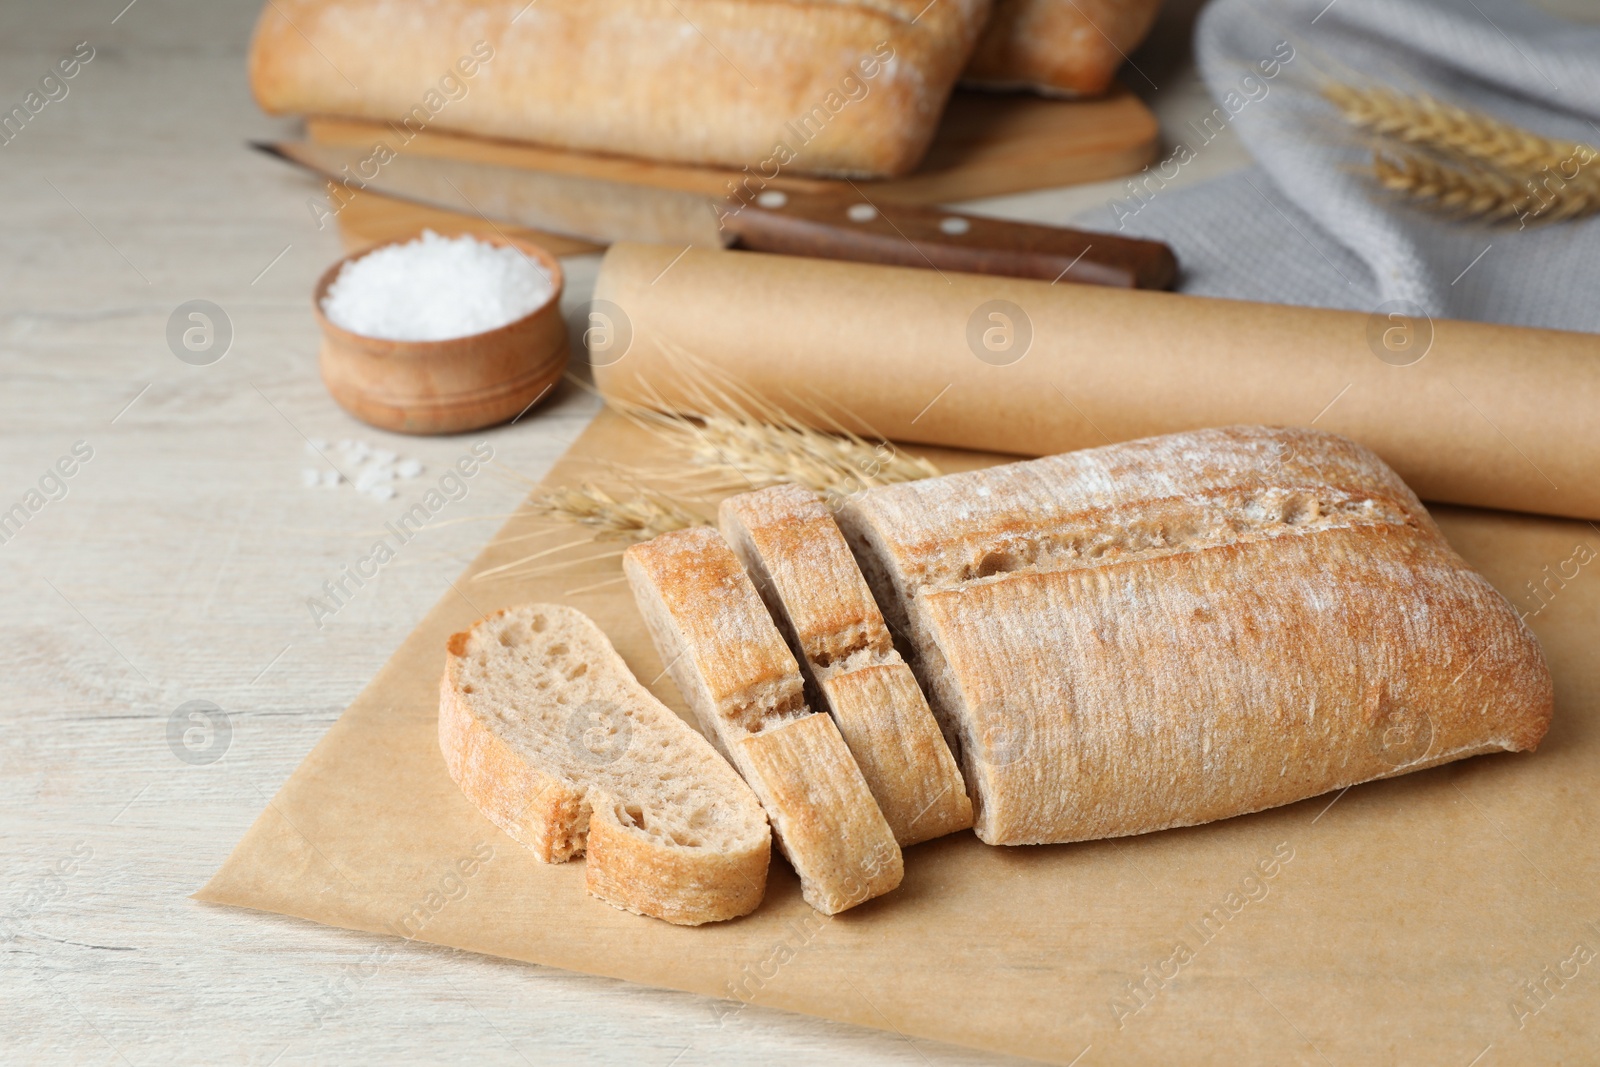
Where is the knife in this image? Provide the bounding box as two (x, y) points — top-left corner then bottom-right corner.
(253, 140), (1177, 290)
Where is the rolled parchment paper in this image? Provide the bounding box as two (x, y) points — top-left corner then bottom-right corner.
(591, 243), (1600, 521)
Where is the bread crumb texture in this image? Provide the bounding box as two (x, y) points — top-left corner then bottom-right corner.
(440, 603), (770, 924)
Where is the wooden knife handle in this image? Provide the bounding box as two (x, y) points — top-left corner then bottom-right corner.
(719, 188), (1176, 290)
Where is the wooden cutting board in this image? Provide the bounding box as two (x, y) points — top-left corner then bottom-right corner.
(307, 86), (1159, 253)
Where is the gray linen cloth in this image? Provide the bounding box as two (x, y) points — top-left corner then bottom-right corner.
(1076, 0), (1600, 332)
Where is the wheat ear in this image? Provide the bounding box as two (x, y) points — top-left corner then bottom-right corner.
(1324, 84), (1594, 176)
(470, 483), (703, 583)
(486, 347), (943, 586)
(528, 483), (701, 540)
(1373, 149), (1600, 223)
(1371, 150), (1534, 221)
(611, 345), (940, 500)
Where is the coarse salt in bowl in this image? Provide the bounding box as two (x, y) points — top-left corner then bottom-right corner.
(321, 229), (556, 341)
(312, 231), (568, 435)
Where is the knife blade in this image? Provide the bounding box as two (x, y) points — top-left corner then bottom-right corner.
(253, 140), (1177, 289)
(256, 140), (731, 249)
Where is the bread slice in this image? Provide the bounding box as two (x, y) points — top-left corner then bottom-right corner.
(249, 0), (993, 178)
(439, 603), (770, 925)
(718, 484), (972, 846)
(836, 426), (1554, 845)
(623, 526), (902, 914)
(963, 0), (1164, 98)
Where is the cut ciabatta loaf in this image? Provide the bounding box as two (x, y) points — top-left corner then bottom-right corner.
(439, 603), (770, 925)
(624, 526), (902, 914)
(249, 0), (992, 178)
(836, 426), (1554, 846)
(718, 484), (972, 846)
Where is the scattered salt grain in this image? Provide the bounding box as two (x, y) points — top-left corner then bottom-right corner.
(299, 437), (426, 501)
(321, 230), (554, 341)
(355, 467), (393, 491)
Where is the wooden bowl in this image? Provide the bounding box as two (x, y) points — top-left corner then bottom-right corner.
(312, 234), (568, 435)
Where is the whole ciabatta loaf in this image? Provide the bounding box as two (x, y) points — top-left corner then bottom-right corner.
(249, 0), (992, 178)
(835, 426), (1554, 846)
(440, 604), (771, 924)
(719, 484), (972, 846)
(964, 0), (1164, 97)
(624, 527), (902, 914)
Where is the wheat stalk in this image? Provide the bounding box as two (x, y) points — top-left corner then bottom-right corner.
(1372, 148), (1600, 224)
(483, 348), (942, 583)
(471, 483), (703, 583)
(623, 404), (940, 500)
(491, 403), (938, 573)
(1322, 82), (1600, 224)
(527, 483), (701, 541)
(1323, 84), (1594, 176)
(613, 345), (940, 503)
(1371, 150), (1534, 220)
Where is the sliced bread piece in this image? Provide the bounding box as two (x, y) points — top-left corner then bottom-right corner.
(623, 526), (903, 915)
(718, 483), (973, 846)
(439, 603), (771, 925)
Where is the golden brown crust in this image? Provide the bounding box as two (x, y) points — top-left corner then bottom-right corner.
(248, 0), (992, 177)
(721, 485), (890, 665)
(838, 426), (1554, 845)
(719, 484), (972, 846)
(739, 715), (903, 913)
(624, 527), (903, 912)
(818, 664), (973, 844)
(963, 0), (1163, 97)
(583, 801), (768, 924)
(439, 603), (771, 925)
(623, 525), (803, 727)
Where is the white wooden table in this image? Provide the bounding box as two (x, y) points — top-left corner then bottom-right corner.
(0, 2), (1242, 1062)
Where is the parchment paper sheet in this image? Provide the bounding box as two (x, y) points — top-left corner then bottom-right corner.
(200, 409), (1600, 1064)
(592, 244), (1600, 523)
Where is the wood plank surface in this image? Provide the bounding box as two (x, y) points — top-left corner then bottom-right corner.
(0, 0), (1222, 1063)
